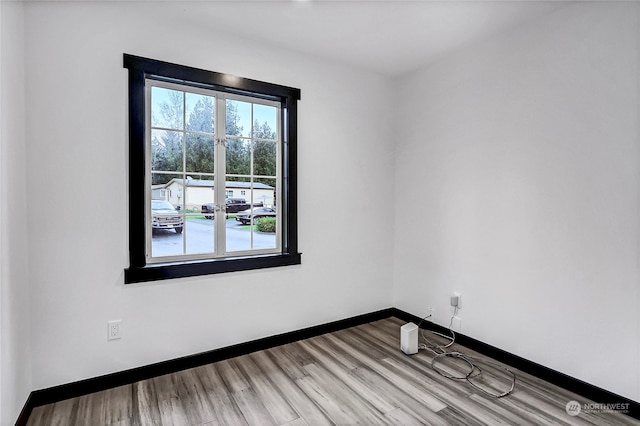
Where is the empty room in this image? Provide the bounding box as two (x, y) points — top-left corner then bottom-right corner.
(1, 0), (639, 425)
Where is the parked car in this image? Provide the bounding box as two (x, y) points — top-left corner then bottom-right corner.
(201, 198), (264, 219)
(151, 200), (183, 234)
(201, 203), (215, 219)
(227, 198), (262, 213)
(235, 207), (276, 225)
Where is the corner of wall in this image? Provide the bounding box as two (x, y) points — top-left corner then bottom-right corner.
(0, 2), (4, 420)
(636, 0), (640, 405)
(1, 1), (32, 424)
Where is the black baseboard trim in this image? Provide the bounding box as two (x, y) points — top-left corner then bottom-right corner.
(16, 306), (640, 424)
(15, 308), (394, 426)
(390, 307), (640, 421)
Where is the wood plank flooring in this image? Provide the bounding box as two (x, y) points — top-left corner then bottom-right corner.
(26, 317), (640, 425)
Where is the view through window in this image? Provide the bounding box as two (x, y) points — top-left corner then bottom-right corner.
(148, 81), (281, 262)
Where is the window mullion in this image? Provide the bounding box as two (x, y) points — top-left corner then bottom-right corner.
(250, 105), (255, 250)
(215, 96), (227, 256)
(181, 92), (187, 256)
(144, 83), (153, 262)
(276, 105), (282, 252)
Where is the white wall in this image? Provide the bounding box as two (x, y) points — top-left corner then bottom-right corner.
(23, 2), (394, 393)
(0, 1), (32, 425)
(393, 2), (640, 402)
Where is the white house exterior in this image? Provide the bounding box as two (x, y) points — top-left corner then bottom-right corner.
(151, 185), (167, 200)
(164, 178), (275, 210)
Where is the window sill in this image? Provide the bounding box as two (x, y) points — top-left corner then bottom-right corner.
(125, 252), (301, 284)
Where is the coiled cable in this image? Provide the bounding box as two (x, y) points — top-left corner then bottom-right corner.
(417, 308), (516, 398)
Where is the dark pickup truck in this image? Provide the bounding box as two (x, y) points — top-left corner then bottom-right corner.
(201, 198), (263, 219)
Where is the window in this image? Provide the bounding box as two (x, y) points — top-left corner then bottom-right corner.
(124, 54), (301, 283)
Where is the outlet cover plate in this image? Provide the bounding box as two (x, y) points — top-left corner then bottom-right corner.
(108, 320), (122, 340)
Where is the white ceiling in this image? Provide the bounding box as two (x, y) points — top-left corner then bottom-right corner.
(153, 1), (570, 76)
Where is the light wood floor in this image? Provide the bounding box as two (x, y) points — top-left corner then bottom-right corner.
(26, 317), (640, 425)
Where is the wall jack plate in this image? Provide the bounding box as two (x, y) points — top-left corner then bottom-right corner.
(108, 320), (122, 340)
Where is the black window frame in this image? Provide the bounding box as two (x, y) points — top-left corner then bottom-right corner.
(123, 54), (301, 284)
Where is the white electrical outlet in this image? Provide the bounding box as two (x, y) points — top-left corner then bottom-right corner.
(107, 320), (122, 340)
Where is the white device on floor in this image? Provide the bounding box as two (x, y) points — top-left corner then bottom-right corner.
(400, 322), (419, 355)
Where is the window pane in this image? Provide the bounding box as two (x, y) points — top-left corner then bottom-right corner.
(226, 215), (252, 252)
(252, 104), (277, 140)
(225, 178), (277, 253)
(225, 178), (253, 253)
(226, 138), (251, 176)
(151, 230), (185, 258)
(184, 177), (215, 256)
(229, 176), (251, 183)
(177, 177), (214, 212)
(150, 199), (185, 258)
(185, 215), (215, 255)
(185, 134), (215, 175)
(254, 214), (277, 250)
(255, 178), (277, 251)
(186, 93), (215, 133)
(151, 129), (183, 172)
(151, 172), (181, 187)
(254, 178), (276, 206)
(253, 140), (277, 177)
(226, 99), (251, 137)
(151, 87), (184, 130)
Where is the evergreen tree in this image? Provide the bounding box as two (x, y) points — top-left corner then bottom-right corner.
(151, 95), (280, 185)
(252, 120), (277, 182)
(225, 101), (249, 178)
(185, 96), (215, 178)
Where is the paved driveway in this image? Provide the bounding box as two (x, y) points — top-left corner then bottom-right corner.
(151, 218), (277, 258)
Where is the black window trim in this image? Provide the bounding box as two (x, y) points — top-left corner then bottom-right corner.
(123, 54), (301, 284)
